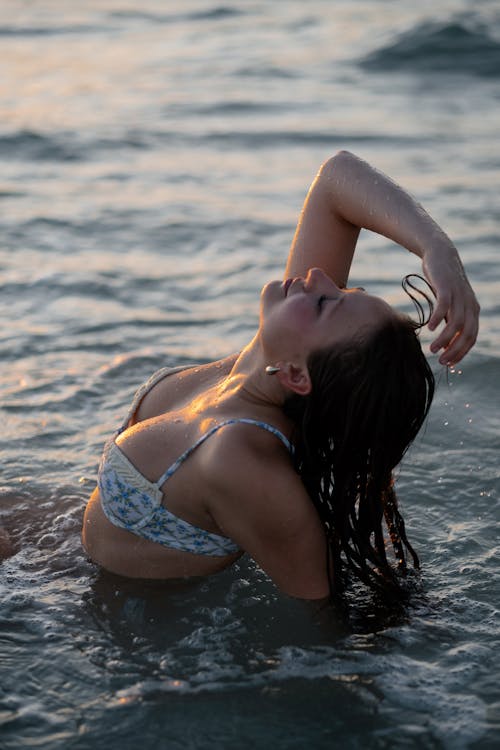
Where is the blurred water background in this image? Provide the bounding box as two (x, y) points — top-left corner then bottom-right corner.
(1, 1), (499, 748)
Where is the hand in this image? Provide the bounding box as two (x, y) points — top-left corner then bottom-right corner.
(422, 245), (480, 366)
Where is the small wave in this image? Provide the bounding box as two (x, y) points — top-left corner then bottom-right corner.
(109, 7), (243, 25)
(360, 17), (500, 78)
(0, 127), (429, 163)
(234, 64), (299, 80)
(202, 130), (427, 149)
(185, 6), (243, 22)
(0, 129), (150, 163)
(0, 24), (103, 37)
(183, 100), (287, 116)
(0, 131), (82, 162)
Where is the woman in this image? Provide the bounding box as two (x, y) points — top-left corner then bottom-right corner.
(82, 150), (479, 600)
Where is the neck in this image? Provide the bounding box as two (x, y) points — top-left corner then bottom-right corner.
(222, 333), (287, 410)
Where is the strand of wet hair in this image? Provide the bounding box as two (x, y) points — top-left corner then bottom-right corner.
(385, 486), (420, 569)
(329, 477), (407, 595)
(299, 445), (414, 597)
(337, 465), (422, 593)
(401, 274), (435, 329)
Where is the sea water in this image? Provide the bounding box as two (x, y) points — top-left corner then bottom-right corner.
(1, 1), (499, 748)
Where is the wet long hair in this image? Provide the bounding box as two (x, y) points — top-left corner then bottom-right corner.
(283, 276), (435, 599)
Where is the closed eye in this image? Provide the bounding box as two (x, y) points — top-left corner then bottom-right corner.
(317, 294), (339, 312)
(317, 295), (328, 311)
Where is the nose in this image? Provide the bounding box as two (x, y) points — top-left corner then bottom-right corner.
(305, 267), (340, 292)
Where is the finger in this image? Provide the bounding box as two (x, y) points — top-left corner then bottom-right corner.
(443, 294), (480, 363)
(438, 332), (463, 366)
(439, 314), (479, 365)
(431, 333), (452, 359)
(428, 294), (450, 332)
(430, 311), (464, 354)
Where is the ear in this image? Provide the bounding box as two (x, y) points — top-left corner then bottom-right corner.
(276, 362), (312, 396)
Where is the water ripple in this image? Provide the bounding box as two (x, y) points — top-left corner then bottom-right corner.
(361, 16), (500, 78)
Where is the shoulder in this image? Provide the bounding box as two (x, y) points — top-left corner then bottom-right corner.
(199, 418), (294, 508)
(161, 354), (239, 400)
(200, 421), (330, 600)
(199, 417), (293, 489)
(134, 354), (238, 422)
(175, 354), (239, 387)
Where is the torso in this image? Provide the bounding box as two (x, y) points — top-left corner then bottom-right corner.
(82, 355), (295, 579)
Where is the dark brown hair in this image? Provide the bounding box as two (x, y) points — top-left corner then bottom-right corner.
(284, 285), (435, 599)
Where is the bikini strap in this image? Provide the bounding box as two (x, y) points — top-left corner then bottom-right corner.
(117, 364), (195, 434)
(155, 418), (292, 488)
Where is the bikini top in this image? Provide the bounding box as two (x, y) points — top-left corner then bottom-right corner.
(97, 365), (292, 556)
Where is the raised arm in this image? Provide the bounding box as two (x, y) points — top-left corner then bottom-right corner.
(285, 150), (479, 365)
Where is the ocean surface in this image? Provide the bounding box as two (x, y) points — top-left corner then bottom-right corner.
(1, 1), (499, 748)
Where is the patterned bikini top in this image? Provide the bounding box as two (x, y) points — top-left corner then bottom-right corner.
(97, 365), (292, 556)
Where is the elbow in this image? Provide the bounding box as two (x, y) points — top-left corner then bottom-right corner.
(321, 149), (357, 175)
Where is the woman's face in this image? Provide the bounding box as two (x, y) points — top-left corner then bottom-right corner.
(260, 267), (394, 364)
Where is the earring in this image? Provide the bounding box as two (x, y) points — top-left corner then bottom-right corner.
(265, 365), (280, 375)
